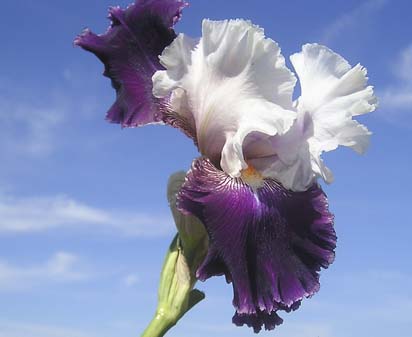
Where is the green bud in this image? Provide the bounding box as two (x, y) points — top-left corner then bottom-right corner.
(141, 172), (209, 337)
(167, 171), (208, 268)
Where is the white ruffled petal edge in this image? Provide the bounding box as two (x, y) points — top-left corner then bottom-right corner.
(153, 19), (297, 177)
(153, 25), (376, 191)
(251, 44), (376, 191)
(291, 43), (376, 187)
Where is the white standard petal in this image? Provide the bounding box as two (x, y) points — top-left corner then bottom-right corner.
(291, 44), (377, 183)
(247, 44), (377, 191)
(152, 19), (297, 177)
(284, 43), (377, 188)
(291, 43), (376, 154)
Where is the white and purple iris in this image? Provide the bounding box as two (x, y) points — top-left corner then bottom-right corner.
(76, 0), (376, 333)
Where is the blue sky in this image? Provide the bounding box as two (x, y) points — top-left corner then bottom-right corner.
(0, 0), (411, 336)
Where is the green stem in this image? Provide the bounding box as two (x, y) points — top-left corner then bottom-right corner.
(141, 309), (176, 337)
(141, 171), (209, 337)
(140, 235), (205, 337)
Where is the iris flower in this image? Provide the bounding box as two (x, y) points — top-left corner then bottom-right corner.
(76, 0), (376, 333)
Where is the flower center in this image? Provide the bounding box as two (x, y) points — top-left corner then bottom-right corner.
(241, 165), (264, 189)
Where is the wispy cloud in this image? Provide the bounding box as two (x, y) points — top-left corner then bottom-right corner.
(123, 273), (139, 287)
(0, 194), (173, 237)
(0, 252), (89, 291)
(296, 269), (412, 333)
(381, 90), (412, 109)
(0, 321), (98, 337)
(0, 72), (104, 160)
(321, 0), (387, 44)
(395, 44), (412, 82)
(276, 322), (333, 337)
(379, 43), (412, 124)
(335, 269), (412, 324)
(182, 321), (333, 337)
(0, 94), (66, 158)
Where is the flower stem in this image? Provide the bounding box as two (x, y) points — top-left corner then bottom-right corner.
(141, 309), (176, 337)
(141, 173), (209, 337)
(140, 235), (206, 337)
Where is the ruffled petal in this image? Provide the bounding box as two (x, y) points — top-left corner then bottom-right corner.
(289, 43), (377, 184)
(178, 158), (336, 333)
(245, 44), (377, 191)
(244, 113), (315, 191)
(153, 19), (297, 176)
(75, 0), (187, 127)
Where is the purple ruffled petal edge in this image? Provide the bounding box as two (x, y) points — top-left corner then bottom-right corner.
(178, 158), (336, 333)
(75, 0), (188, 127)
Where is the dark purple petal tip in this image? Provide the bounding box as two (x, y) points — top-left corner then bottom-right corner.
(178, 158), (336, 333)
(233, 310), (283, 333)
(75, 0), (188, 127)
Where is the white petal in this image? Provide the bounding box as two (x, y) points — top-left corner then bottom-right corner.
(153, 19), (296, 177)
(308, 146), (334, 185)
(291, 44), (376, 149)
(243, 110), (316, 191)
(249, 144), (314, 191)
(281, 43), (377, 189)
(152, 33), (198, 97)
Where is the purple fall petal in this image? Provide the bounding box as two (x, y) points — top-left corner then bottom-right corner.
(178, 158), (336, 333)
(75, 0), (187, 127)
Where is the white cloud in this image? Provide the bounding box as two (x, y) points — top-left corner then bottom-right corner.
(183, 321), (333, 337)
(395, 44), (412, 82)
(379, 43), (412, 123)
(0, 95), (66, 158)
(380, 90), (412, 109)
(276, 322), (333, 337)
(366, 298), (412, 324)
(296, 269), (412, 332)
(123, 273), (139, 287)
(0, 194), (173, 237)
(0, 321), (99, 337)
(335, 269), (412, 324)
(0, 74), (104, 160)
(0, 252), (89, 291)
(321, 0), (387, 44)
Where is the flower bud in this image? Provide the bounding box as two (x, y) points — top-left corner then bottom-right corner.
(141, 172), (209, 337)
(167, 171), (208, 267)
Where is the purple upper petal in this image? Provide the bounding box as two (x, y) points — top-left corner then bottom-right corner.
(75, 0), (187, 127)
(178, 158), (336, 333)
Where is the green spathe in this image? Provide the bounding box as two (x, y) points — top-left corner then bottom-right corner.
(141, 172), (208, 337)
(142, 235), (205, 337)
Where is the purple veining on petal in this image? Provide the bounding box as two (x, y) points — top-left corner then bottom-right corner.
(162, 109), (198, 145)
(178, 158), (336, 333)
(75, 0), (188, 127)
